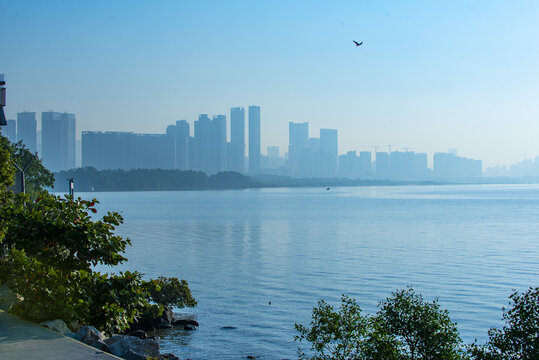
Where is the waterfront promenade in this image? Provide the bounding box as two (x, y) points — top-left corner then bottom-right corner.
(0, 310), (119, 360)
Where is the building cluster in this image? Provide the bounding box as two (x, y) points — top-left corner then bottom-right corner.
(1, 104), (484, 180)
(1, 111), (76, 172)
(82, 106), (262, 175)
(338, 148), (481, 180)
(485, 157), (539, 178)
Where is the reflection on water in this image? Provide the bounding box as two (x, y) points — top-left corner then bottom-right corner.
(91, 185), (539, 359)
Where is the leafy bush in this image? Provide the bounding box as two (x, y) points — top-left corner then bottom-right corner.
(296, 289), (466, 360)
(3, 248), (148, 333)
(295, 294), (398, 360)
(1, 194), (129, 272)
(378, 288), (465, 360)
(0, 134), (196, 334)
(0, 134), (53, 198)
(469, 287), (539, 360)
(145, 276), (197, 309)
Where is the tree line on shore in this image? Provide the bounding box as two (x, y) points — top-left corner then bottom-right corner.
(54, 167), (256, 192)
(53, 167), (439, 193)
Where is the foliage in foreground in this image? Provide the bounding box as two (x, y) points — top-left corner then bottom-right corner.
(0, 134), (196, 334)
(295, 287), (539, 360)
(0, 135), (54, 198)
(468, 287), (539, 360)
(378, 288), (463, 360)
(295, 294), (397, 360)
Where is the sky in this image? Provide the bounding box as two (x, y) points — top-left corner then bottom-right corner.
(2, 0), (539, 167)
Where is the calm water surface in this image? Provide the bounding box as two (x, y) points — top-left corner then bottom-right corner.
(88, 184), (539, 359)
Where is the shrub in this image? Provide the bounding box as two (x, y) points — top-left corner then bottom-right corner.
(469, 287), (539, 360)
(296, 289), (466, 360)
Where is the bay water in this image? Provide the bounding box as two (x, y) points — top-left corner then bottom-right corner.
(89, 184), (539, 359)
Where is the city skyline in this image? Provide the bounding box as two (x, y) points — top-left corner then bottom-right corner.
(7, 105), (539, 178)
(8, 105), (539, 179)
(2, 1), (539, 168)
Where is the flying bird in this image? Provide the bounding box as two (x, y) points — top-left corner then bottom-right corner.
(353, 40), (363, 46)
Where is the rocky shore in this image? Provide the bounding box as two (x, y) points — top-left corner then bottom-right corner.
(40, 307), (198, 360)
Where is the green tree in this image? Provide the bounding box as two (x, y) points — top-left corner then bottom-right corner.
(294, 295), (398, 360)
(0, 134), (54, 197)
(296, 289), (466, 360)
(1, 194), (129, 271)
(377, 288), (465, 360)
(469, 287), (539, 360)
(0, 134), (196, 334)
(0, 141), (14, 190)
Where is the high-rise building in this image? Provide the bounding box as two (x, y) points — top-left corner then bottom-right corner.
(339, 151), (360, 178)
(358, 151), (372, 178)
(288, 122), (309, 175)
(41, 111), (76, 171)
(0, 119), (16, 143)
(229, 107), (245, 172)
(212, 115), (227, 173)
(194, 114), (226, 175)
(248, 105), (261, 173)
(319, 128), (338, 177)
(389, 151), (414, 179)
(194, 114), (211, 173)
(135, 134), (175, 170)
(267, 146), (279, 158)
(433, 152), (482, 179)
(166, 120), (190, 170)
(82, 131), (134, 170)
(17, 112), (37, 153)
(375, 152), (390, 179)
(82, 131), (175, 170)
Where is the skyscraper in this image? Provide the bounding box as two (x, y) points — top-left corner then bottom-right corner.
(17, 112), (37, 153)
(375, 152), (390, 179)
(248, 106), (261, 173)
(41, 111), (76, 171)
(194, 114), (226, 175)
(166, 120), (190, 170)
(288, 122), (309, 175)
(229, 107), (245, 172)
(82, 131), (175, 170)
(211, 115), (227, 173)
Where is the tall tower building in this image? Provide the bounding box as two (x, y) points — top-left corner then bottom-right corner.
(194, 114), (226, 175)
(288, 122), (309, 175)
(229, 107), (245, 172)
(194, 114), (211, 173)
(248, 105), (261, 173)
(211, 115), (227, 173)
(17, 112), (37, 153)
(166, 120), (190, 170)
(41, 111), (76, 171)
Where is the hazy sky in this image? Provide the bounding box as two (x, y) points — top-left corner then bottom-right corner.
(2, 0), (539, 167)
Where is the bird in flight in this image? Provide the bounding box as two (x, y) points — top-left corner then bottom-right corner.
(353, 40), (363, 46)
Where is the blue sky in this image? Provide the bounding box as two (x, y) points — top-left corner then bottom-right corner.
(2, 0), (539, 166)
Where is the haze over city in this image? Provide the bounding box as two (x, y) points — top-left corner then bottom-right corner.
(2, 0), (539, 168)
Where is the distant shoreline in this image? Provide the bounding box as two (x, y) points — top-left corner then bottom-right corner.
(52, 167), (538, 193)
